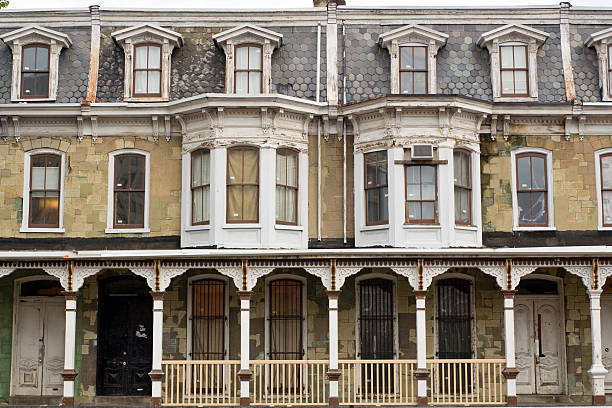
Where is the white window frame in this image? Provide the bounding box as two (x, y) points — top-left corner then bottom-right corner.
(186, 274), (230, 361)
(0, 26), (71, 102)
(595, 148), (612, 230)
(585, 28), (612, 102)
(510, 147), (555, 231)
(105, 149), (151, 234)
(21, 148), (66, 233)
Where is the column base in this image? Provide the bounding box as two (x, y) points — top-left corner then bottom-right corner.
(149, 369), (164, 381)
(329, 396), (339, 407)
(502, 367), (519, 380)
(416, 396), (428, 406)
(593, 395), (606, 406)
(61, 396), (74, 407)
(506, 395), (518, 406)
(240, 396), (250, 407)
(61, 369), (78, 381)
(151, 397), (162, 407)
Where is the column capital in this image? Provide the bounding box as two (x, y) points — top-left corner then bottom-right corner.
(150, 291), (165, 301)
(414, 368), (430, 380)
(414, 290), (427, 299)
(502, 367), (520, 379)
(238, 369), (252, 381)
(149, 369), (164, 381)
(326, 290), (341, 299)
(501, 289), (517, 298)
(588, 288), (604, 298)
(62, 291), (78, 301)
(238, 290), (253, 300)
(327, 368), (341, 381)
(61, 369), (78, 381)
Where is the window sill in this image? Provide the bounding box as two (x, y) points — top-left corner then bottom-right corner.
(403, 224), (441, 229)
(275, 224), (304, 231)
(20, 227), (65, 233)
(493, 96), (538, 103)
(360, 224), (389, 232)
(222, 223), (262, 229)
(105, 228), (150, 234)
(12, 98), (57, 103)
(185, 224), (211, 231)
(599, 226), (612, 231)
(124, 97), (169, 103)
(455, 225), (478, 231)
(512, 226), (556, 232)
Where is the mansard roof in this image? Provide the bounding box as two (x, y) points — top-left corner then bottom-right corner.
(0, 25), (72, 49)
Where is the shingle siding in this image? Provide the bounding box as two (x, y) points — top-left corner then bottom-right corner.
(571, 25), (606, 102)
(0, 29), (12, 103)
(97, 28), (125, 102)
(536, 25), (566, 103)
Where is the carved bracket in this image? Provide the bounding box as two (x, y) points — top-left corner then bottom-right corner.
(164, 115), (171, 142)
(12, 116), (20, 142)
(152, 115), (159, 142)
(503, 115), (510, 141)
(490, 115), (498, 141)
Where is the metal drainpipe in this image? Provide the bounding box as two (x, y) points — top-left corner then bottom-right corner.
(318, 118), (322, 241)
(342, 21), (347, 244)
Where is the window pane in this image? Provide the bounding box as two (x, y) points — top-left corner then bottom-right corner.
(422, 202), (435, 221)
(377, 153), (387, 185)
(603, 191), (612, 225)
(135, 71), (147, 94)
(249, 72), (261, 94)
(236, 72), (248, 94)
(236, 46), (248, 69)
(500, 46), (513, 69)
(115, 192), (129, 225)
(400, 47), (413, 69)
(249, 46), (262, 69)
(406, 166), (421, 200)
(421, 166), (436, 200)
(115, 156), (130, 188)
(287, 152), (297, 187)
(407, 201), (421, 221)
(242, 185), (258, 220)
(531, 156), (546, 189)
(400, 72), (413, 94)
(602, 156), (612, 189)
(129, 156), (145, 189)
(202, 185), (210, 222)
(517, 156), (531, 189)
(501, 70), (514, 94)
(193, 187), (203, 223)
(413, 72), (426, 94)
(276, 186), (284, 222)
(23, 47), (36, 71)
(30, 194), (45, 225)
(462, 188), (471, 223)
(380, 186), (389, 221)
(22, 73), (35, 95)
(287, 188), (297, 223)
(227, 185), (242, 220)
(462, 152), (470, 186)
(243, 149), (258, 184)
(609, 72), (612, 95)
(532, 192), (547, 224)
(31, 166), (46, 190)
(228, 149), (243, 184)
(276, 152), (287, 185)
(454, 186), (462, 222)
(135, 46), (148, 69)
(192, 152), (202, 187)
(148, 71), (161, 94)
(513, 46), (527, 69)
(201, 151), (210, 185)
(453, 151), (461, 184)
(34, 73), (49, 96)
(148, 46), (161, 69)
(514, 71), (527, 94)
(414, 47), (426, 70)
(129, 192), (144, 225)
(44, 195), (59, 226)
(35, 47), (49, 70)
(367, 188), (379, 224)
(45, 166), (60, 190)
(365, 154), (377, 187)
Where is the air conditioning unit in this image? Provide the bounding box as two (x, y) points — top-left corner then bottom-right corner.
(411, 144), (434, 159)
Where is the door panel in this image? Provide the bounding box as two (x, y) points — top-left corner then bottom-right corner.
(42, 301), (65, 395)
(514, 301), (535, 394)
(601, 296), (612, 393)
(14, 302), (43, 396)
(535, 300), (562, 394)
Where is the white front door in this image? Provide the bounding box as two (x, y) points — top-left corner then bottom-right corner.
(601, 296), (612, 393)
(514, 296), (564, 395)
(13, 298), (65, 396)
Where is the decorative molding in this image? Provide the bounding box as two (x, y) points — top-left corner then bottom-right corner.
(585, 27), (612, 102)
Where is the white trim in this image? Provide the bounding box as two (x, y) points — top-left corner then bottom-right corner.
(264, 274), (308, 361)
(595, 148), (612, 230)
(184, 225), (211, 232)
(510, 147), (555, 231)
(274, 224), (304, 231)
(186, 274), (230, 360)
(20, 149), (66, 233)
(360, 224), (389, 232)
(355, 273), (399, 360)
(222, 223), (262, 230)
(106, 149), (150, 234)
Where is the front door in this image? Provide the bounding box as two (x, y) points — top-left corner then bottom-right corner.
(12, 279), (65, 397)
(97, 277), (153, 396)
(515, 289), (564, 395)
(601, 296), (612, 393)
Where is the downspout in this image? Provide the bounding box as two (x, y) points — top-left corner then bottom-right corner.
(316, 22), (322, 241)
(342, 22), (347, 244)
(84, 5), (101, 104)
(559, 2), (576, 102)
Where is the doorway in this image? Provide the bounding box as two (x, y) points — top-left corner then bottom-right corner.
(97, 276), (152, 396)
(514, 277), (565, 395)
(11, 277), (65, 397)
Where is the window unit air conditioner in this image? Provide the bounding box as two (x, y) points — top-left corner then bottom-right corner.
(411, 144), (434, 159)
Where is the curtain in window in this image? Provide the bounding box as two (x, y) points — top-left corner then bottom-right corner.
(227, 147), (258, 222)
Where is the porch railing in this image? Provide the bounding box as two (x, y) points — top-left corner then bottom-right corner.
(162, 360), (240, 406)
(428, 359), (506, 406)
(338, 359), (418, 405)
(250, 360), (329, 406)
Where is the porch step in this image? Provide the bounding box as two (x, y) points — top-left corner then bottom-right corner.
(517, 394), (580, 406)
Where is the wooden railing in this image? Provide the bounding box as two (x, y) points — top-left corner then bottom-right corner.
(338, 359), (418, 405)
(162, 360), (240, 406)
(250, 360), (329, 406)
(427, 359), (506, 406)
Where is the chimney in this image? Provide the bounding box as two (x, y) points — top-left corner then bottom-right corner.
(313, 0), (346, 7)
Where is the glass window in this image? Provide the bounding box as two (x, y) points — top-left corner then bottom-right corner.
(227, 147), (259, 223)
(600, 153), (612, 226)
(276, 149), (298, 225)
(453, 150), (472, 225)
(21, 45), (49, 98)
(29, 154), (61, 227)
(364, 150), (388, 225)
(500, 45), (528, 96)
(400, 46), (427, 94)
(608, 45), (612, 98)
(235, 45), (262, 94)
(113, 154), (145, 228)
(191, 150), (210, 225)
(134, 45), (161, 96)
(516, 152), (548, 226)
(192, 279), (225, 360)
(405, 164), (437, 223)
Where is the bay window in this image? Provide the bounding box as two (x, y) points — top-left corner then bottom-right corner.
(405, 165), (437, 224)
(191, 149), (210, 225)
(227, 147), (259, 223)
(364, 151), (388, 225)
(453, 150), (472, 225)
(276, 149), (298, 225)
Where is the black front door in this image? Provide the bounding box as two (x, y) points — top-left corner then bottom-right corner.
(97, 276), (153, 396)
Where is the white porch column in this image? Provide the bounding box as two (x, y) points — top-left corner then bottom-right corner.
(588, 289), (608, 406)
(327, 290), (341, 406)
(501, 290), (519, 406)
(149, 291), (165, 407)
(415, 290), (428, 406)
(238, 291), (252, 407)
(61, 292), (78, 407)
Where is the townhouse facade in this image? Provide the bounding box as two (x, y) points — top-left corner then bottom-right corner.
(1, 1), (612, 407)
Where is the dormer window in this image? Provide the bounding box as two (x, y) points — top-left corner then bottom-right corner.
(585, 28), (612, 101)
(111, 24), (182, 101)
(478, 24), (549, 102)
(213, 24), (282, 94)
(0, 26), (71, 102)
(379, 24), (448, 95)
